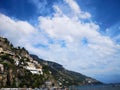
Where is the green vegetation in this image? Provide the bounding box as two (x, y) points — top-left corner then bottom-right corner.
(0, 54), (14, 64)
(0, 53), (47, 88)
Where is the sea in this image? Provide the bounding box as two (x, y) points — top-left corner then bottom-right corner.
(69, 84), (120, 90)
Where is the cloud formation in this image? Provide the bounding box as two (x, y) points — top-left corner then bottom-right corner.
(0, 14), (35, 45)
(65, 0), (91, 19)
(0, 0), (120, 83)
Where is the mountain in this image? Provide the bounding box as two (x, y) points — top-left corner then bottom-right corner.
(31, 54), (102, 86)
(0, 36), (102, 88)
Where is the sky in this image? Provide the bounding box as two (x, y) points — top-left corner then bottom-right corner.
(0, 0), (120, 83)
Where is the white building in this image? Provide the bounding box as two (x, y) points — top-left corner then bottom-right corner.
(25, 62), (43, 75)
(0, 64), (4, 73)
(15, 60), (19, 66)
(0, 47), (3, 53)
(26, 66), (43, 75)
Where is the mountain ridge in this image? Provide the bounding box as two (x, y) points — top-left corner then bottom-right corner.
(30, 54), (102, 85)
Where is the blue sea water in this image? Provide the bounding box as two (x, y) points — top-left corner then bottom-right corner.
(69, 85), (120, 90)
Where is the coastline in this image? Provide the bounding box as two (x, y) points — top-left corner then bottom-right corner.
(1, 84), (120, 90)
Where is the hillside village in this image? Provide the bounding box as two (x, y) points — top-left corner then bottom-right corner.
(0, 37), (43, 74)
(0, 37), (102, 88)
(0, 37), (50, 88)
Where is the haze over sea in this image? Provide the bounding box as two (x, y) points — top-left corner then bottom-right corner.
(70, 84), (120, 90)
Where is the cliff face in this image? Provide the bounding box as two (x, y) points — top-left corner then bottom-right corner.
(0, 37), (102, 88)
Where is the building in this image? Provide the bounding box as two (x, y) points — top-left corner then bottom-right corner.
(0, 64), (4, 73)
(25, 62), (43, 75)
(0, 47), (3, 53)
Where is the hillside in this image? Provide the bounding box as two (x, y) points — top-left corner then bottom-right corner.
(31, 55), (102, 86)
(0, 36), (102, 88)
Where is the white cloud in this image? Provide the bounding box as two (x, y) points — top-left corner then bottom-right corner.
(39, 8), (118, 57)
(65, 0), (81, 14)
(65, 0), (91, 19)
(0, 14), (35, 45)
(0, 0), (120, 83)
(38, 0), (120, 82)
(0, 13), (48, 47)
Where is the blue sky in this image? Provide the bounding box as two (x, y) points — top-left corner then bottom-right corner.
(0, 0), (120, 83)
